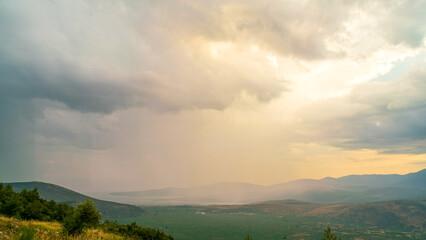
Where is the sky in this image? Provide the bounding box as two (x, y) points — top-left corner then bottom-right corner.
(1, 0), (426, 192)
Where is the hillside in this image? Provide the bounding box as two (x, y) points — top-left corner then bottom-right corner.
(7, 182), (146, 219)
(95, 168), (426, 205)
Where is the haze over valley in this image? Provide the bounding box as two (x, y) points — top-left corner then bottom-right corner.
(90, 169), (426, 206)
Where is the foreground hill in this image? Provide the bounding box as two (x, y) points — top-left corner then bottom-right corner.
(207, 199), (426, 231)
(7, 181), (146, 219)
(97, 168), (426, 205)
(0, 215), (123, 239)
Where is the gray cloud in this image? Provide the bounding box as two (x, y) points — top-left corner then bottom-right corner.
(219, 0), (350, 59)
(300, 64), (426, 154)
(0, 0), (290, 181)
(2, 0), (424, 115)
(0, 0), (290, 115)
(377, 0), (426, 48)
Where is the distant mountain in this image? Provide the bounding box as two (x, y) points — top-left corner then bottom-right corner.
(6, 181), (147, 219)
(97, 168), (426, 205)
(96, 182), (265, 205)
(206, 199), (426, 231)
(319, 168), (426, 190)
(396, 169), (426, 189)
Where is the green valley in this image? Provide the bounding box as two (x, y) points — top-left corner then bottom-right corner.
(116, 203), (425, 240)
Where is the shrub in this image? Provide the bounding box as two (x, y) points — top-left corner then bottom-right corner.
(62, 199), (101, 235)
(102, 220), (175, 240)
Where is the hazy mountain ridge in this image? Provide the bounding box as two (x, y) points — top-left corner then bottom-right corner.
(100, 169), (426, 205)
(6, 181), (147, 219)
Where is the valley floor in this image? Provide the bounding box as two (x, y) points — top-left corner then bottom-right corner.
(116, 206), (425, 240)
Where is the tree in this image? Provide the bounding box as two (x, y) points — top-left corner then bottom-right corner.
(322, 227), (341, 240)
(244, 233), (254, 240)
(75, 199), (101, 228)
(1, 194), (22, 217)
(51, 202), (74, 222)
(63, 199), (101, 235)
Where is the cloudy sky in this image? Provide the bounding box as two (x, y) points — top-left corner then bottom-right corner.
(1, 0), (426, 192)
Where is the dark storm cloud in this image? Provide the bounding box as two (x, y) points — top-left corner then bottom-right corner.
(0, 58), (138, 114)
(2, 0), (424, 115)
(1, 0), (425, 115)
(0, 0), (291, 115)
(0, 0), (290, 181)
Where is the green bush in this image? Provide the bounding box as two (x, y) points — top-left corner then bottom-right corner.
(102, 220), (175, 240)
(62, 214), (84, 236)
(62, 199), (101, 235)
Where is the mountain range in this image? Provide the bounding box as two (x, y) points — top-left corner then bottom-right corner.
(90, 168), (426, 205)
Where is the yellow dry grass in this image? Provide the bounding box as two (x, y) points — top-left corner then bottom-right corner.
(0, 215), (125, 240)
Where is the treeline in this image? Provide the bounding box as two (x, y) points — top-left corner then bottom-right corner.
(0, 183), (174, 239)
(0, 183), (73, 222)
(243, 227), (342, 240)
(102, 220), (174, 240)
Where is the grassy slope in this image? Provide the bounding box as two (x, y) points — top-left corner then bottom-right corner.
(7, 182), (146, 219)
(0, 215), (123, 240)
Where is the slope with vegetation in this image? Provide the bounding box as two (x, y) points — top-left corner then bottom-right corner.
(0, 183), (174, 239)
(7, 182), (146, 219)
